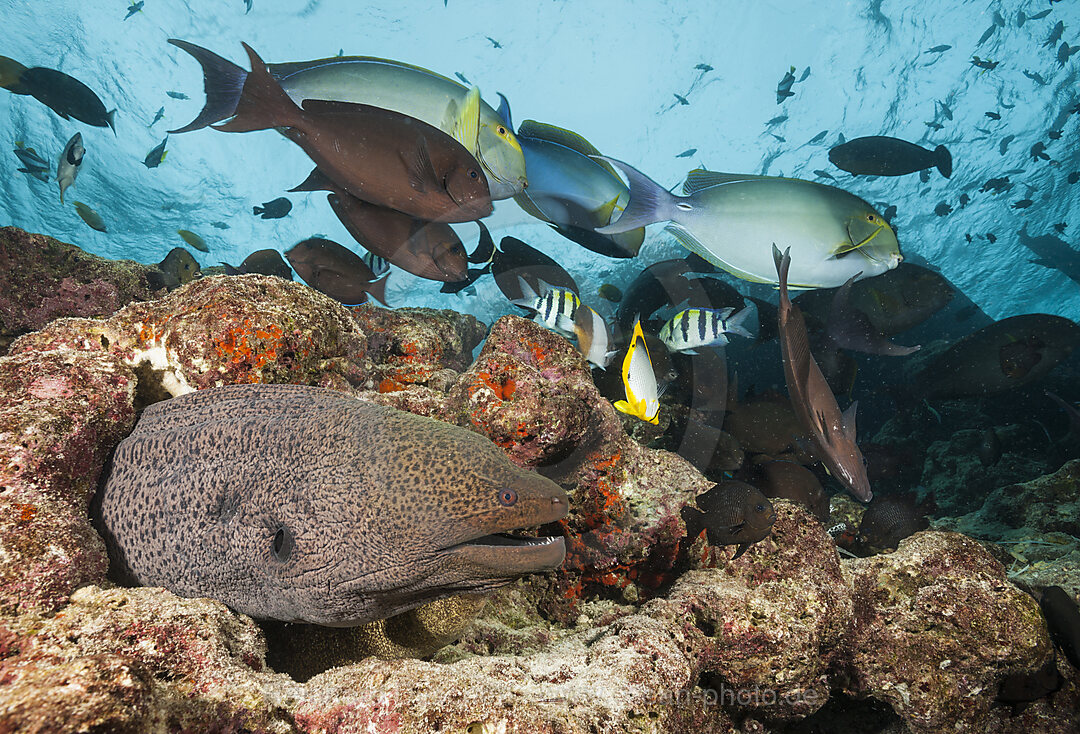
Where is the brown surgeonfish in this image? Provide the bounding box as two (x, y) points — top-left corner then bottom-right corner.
(285, 237), (388, 305)
(774, 245), (872, 501)
(1040, 586), (1080, 670)
(681, 480), (776, 559)
(209, 43), (492, 223)
(915, 314), (1080, 399)
(222, 249), (293, 279)
(94, 384), (568, 627)
(291, 168), (468, 283)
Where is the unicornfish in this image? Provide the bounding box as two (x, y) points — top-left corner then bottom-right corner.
(95, 384), (568, 626)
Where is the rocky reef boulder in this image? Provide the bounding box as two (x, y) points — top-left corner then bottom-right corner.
(845, 531), (1057, 733)
(0, 227), (165, 356)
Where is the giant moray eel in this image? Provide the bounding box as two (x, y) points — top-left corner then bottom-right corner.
(94, 383), (568, 627)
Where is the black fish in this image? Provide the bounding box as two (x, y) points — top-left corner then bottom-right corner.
(776, 66), (796, 104)
(166, 90), (190, 100)
(1040, 586), (1080, 669)
(981, 176), (1011, 193)
(221, 249), (293, 279)
(1013, 199), (1034, 209)
(8, 66), (115, 131)
(680, 481), (776, 559)
(253, 196), (292, 219)
(971, 56), (999, 70)
(440, 222), (496, 294)
(808, 130), (828, 144)
(924, 44), (951, 54)
(857, 493), (933, 551)
(999, 135), (1015, 155)
(492, 236), (577, 304)
(156, 247), (202, 289)
(1023, 70), (1048, 85)
(1070, 172), (1080, 185)
(997, 656), (1062, 708)
(828, 136), (951, 178)
(143, 136), (168, 168)
(934, 201), (952, 216)
(976, 427), (1001, 467)
(676, 148), (697, 158)
(959, 194), (970, 207)
(985, 111), (1001, 120)
(755, 460), (829, 522)
(673, 93), (689, 105)
(1031, 142), (1050, 161)
(485, 36), (502, 49)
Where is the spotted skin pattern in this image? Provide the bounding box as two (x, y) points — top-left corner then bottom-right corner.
(95, 384), (567, 626)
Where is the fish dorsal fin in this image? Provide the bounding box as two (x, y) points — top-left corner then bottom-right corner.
(402, 139), (438, 193)
(684, 169), (771, 195)
(450, 86), (481, 156)
(842, 401), (858, 440)
(517, 120), (622, 180)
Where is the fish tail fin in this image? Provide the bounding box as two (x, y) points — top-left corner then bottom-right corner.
(221, 262), (240, 275)
(367, 274), (390, 306)
(593, 156), (675, 234)
(212, 43), (298, 133)
(772, 244), (792, 306)
(288, 167), (335, 193)
(168, 39), (249, 133)
(934, 145), (952, 178)
(106, 109), (117, 135)
(726, 306), (754, 338)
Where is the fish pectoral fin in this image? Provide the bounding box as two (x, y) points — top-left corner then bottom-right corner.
(595, 195), (620, 225)
(731, 543), (751, 559)
(402, 139), (438, 193)
(450, 86), (482, 156)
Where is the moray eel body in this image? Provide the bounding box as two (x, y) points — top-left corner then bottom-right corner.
(95, 384), (567, 626)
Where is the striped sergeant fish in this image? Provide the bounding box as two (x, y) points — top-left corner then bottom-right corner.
(361, 251), (390, 277)
(511, 277), (580, 337)
(659, 307), (752, 353)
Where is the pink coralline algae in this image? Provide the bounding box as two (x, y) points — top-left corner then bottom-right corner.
(0, 227), (165, 355)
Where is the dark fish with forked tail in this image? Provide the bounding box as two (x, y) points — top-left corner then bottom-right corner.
(95, 384), (568, 626)
(828, 136), (952, 178)
(253, 196), (291, 219)
(193, 42), (492, 223)
(681, 480), (776, 558)
(285, 237), (388, 305)
(291, 167), (468, 283)
(774, 245), (872, 501)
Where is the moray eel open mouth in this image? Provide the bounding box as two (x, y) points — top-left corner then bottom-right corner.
(448, 532), (566, 575)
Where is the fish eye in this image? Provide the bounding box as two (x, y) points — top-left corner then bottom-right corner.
(755, 503), (767, 513)
(497, 125), (507, 136)
(469, 169), (479, 180)
(272, 525), (294, 562)
(498, 488), (518, 506)
(867, 214), (877, 222)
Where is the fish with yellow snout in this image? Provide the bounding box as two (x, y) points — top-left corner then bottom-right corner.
(94, 384), (568, 628)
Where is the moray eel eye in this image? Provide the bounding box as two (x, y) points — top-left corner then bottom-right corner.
(498, 488), (518, 506)
(273, 526), (294, 562)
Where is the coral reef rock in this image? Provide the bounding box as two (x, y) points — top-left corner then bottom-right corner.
(1, 229), (1077, 733)
(0, 227), (165, 355)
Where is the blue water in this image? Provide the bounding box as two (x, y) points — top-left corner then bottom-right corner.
(1, 0), (1078, 324)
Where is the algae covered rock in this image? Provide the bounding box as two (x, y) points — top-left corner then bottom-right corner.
(845, 530), (1053, 733)
(0, 227), (165, 355)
